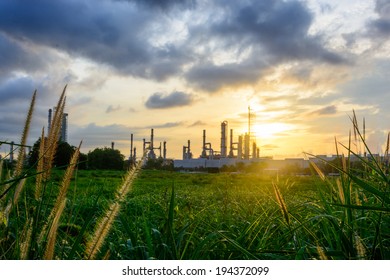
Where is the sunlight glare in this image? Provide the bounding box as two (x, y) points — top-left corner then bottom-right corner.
(252, 123), (293, 139)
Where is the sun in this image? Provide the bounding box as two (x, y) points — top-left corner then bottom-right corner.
(252, 122), (292, 139)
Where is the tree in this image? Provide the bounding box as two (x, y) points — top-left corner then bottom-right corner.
(55, 141), (76, 168)
(87, 147), (125, 170)
(28, 138), (87, 169)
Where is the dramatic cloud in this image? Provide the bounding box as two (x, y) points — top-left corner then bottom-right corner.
(0, 0), (348, 94)
(145, 91), (194, 109)
(0, 0), (188, 80)
(206, 0), (345, 63)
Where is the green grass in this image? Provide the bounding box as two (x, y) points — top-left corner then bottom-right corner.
(2, 164), (389, 260)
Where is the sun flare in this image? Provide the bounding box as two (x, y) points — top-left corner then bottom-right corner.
(252, 123), (293, 139)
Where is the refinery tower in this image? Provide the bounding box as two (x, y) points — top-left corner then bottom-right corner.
(48, 108), (68, 142)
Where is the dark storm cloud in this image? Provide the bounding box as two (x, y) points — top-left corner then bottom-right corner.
(0, 0), (187, 80)
(145, 91), (194, 109)
(0, 77), (36, 105)
(369, 0), (390, 37)
(0, 33), (46, 74)
(204, 0), (346, 64)
(121, 0), (196, 10)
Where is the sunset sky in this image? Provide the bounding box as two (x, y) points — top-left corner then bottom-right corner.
(1, 0), (389, 159)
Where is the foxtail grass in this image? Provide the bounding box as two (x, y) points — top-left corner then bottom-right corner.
(84, 155), (145, 260)
(43, 85), (67, 182)
(272, 182), (290, 226)
(3, 91), (36, 218)
(43, 142), (81, 259)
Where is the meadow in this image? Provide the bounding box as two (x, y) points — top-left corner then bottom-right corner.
(1, 166), (389, 260)
(1, 88), (389, 260)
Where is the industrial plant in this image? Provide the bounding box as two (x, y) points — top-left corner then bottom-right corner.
(174, 119), (264, 169)
(135, 107), (270, 170)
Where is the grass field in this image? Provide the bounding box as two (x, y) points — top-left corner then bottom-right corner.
(2, 166), (388, 260)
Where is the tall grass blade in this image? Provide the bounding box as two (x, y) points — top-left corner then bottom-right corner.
(272, 182), (290, 226)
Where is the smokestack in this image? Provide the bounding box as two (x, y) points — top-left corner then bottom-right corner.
(244, 133), (250, 160)
(221, 121), (228, 158)
(163, 141), (167, 159)
(150, 129), (154, 150)
(229, 128), (234, 157)
(183, 140), (191, 159)
(130, 134), (133, 160)
(252, 142), (257, 159)
(111, 142), (115, 150)
(202, 129), (206, 157)
(48, 109), (52, 133)
(61, 113), (68, 142)
(9, 141), (14, 163)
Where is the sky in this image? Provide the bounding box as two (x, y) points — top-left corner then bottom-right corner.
(0, 0), (389, 160)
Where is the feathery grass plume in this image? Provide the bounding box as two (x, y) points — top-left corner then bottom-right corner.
(20, 218), (34, 260)
(309, 160), (326, 181)
(35, 127), (46, 200)
(43, 86), (67, 181)
(85, 202), (120, 260)
(42, 142), (81, 259)
(14, 90), (36, 177)
(336, 179), (345, 205)
(85, 156), (144, 260)
(272, 182), (290, 226)
(43, 198), (66, 260)
(4, 91), (37, 217)
(354, 233), (366, 259)
(316, 244), (328, 260)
